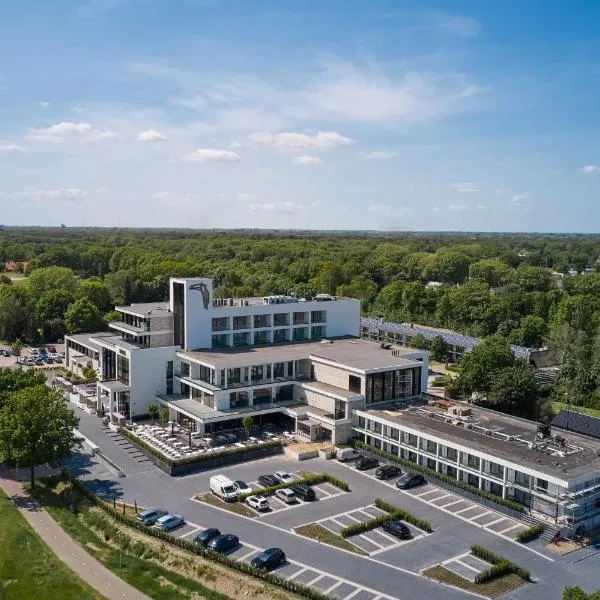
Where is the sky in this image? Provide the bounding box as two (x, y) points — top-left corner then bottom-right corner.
(0, 0), (599, 232)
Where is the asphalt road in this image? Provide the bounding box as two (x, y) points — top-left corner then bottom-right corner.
(73, 408), (600, 600)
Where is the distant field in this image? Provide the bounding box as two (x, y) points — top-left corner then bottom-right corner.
(551, 402), (600, 419)
(0, 490), (104, 600)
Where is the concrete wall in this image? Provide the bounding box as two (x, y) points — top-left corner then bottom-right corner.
(312, 362), (355, 390)
(301, 388), (336, 413)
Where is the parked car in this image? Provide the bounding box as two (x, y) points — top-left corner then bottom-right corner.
(34, 359), (44, 366)
(275, 488), (297, 504)
(289, 483), (316, 501)
(47, 345), (57, 353)
(210, 475), (238, 502)
(2, 349), (11, 357)
(136, 508), (168, 526)
(246, 495), (270, 512)
(382, 519), (411, 540)
(207, 533), (240, 553)
(274, 471), (296, 484)
(30, 348), (39, 355)
(54, 356), (63, 364)
(233, 480), (253, 495)
(44, 357), (54, 364)
(395, 472), (426, 490)
(375, 464), (402, 480)
(337, 448), (361, 462)
(192, 528), (221, 547)
(153, 514), (185, 531)
(251, 547), (286, 570)
(258, 474), (280, 488)
(356, 456), (379, 471)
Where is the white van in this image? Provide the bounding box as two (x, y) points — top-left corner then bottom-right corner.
(337, 448), (361, 462)
(209, 475), (238, 502)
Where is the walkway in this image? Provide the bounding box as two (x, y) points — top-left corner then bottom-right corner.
(0, 466), (150, 600)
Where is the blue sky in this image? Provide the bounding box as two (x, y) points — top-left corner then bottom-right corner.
(1, 0), (599, 231)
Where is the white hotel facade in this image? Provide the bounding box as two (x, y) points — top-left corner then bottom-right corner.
(64, 277), (600, 531)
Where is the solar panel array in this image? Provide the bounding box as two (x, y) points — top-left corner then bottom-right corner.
(360, 316), (531, 359)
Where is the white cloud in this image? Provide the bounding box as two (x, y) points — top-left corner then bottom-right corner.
(249, 202), (303, 214)
(580, 165), (600, 174)
(235, 130), (355, 151)
(307, 60), (485, 124)
(0, 143), (26, 152)
(510, 193), (530, 206)
(361, 150), (398, 160)
(137, 129), (167, 142)
(236, 193), (256, 201)
(13, 187), (88, 203)
(37, 100), (50, 107)
(27, 121), (116, 143)
(169, 95), (207, 111)
(452, 182), (479, 193)
(431, 11), (481, 37)
(182, 148), (241, 163)
(448, 204), (468, 211)
(293, 155), (322, 165)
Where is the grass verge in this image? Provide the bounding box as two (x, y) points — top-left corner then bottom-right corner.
(196, 492), (257, 517)
(422, 565), (525, 598)
(551, 402), (600, 419)
(294, 523), (366, 555)
(0, 489), (104, 600)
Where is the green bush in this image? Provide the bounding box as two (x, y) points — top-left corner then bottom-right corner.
(446, 364), (462, 373)
(353, 440), (524, 513)
(475, 560), (513, 584)
(120, 427), (282, 467)
(431, 377), (446, 387)
(515, 523), (545, 543)
(58, 471), (333, 600)
(373, 497), (432, 532)
(237, 472), (349, 502)
(471, 545), (531, 582)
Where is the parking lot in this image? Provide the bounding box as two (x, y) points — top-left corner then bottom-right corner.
(438, 552), (492, 583)
(336, 459), (529, 541)
(313, 503), (428, 555)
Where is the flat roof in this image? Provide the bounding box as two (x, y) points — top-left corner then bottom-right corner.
(363, 404), (600, 480)
(179, 338), (423, 371)
(300, 380), (361, 400)
(115, 302), (170, 317)
(66, 333), (102, 352)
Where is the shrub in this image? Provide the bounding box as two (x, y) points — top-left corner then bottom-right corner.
(373, 498), (432, 532)
(353, 440), (524, 513)
(515, 523), (545, 543)
(446, 364), (462, 373)
(471, 545), (531, 582)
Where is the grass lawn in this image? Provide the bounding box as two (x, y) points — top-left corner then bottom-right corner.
(196, 492), (258, 517)
(422, 565), (526, 598)
(0, 489), (105, 600)
(551, 402), (600, 419)
(294, 523), (366, 555)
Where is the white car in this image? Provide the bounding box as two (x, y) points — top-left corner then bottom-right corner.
(274, 471), (296, 484)
(233, 480), (253, 495)
(246, 495), (269, 512)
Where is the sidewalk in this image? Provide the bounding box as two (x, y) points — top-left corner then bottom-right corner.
(0, 466), (150, 600)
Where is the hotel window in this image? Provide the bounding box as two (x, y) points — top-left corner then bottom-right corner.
(227, 368), (241, 385)
(293, 311), (308, 325)
(166, 361), (173, 395)
(349, 375), (361, 393)
(334, 399), (346, 420)
(233, 316), (250, 330)
(116, 354), (129, 385)
(251, 365), (264, 382)
(180, 362), (190, 378)
(311, 310), (326, 324)
(466, 454), (480, 469)
(212, 317), (229, 331)
(253, 330), (268, 345)
(254, 314), (270, 328)
(357, 416), (366, 429)
(536, 478), (549, 492)
(513, 470), (530, 487)
(273, 362), (285, 378)
(446, 447), (458, 461)
(273, 313), (289, 327)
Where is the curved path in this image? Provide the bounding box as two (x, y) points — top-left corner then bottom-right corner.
(0, 466), (149, 600)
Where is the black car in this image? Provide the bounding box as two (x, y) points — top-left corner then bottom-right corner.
(207, 534), (240, 553)
(258, 474), (280, 488)
(395, 472), (426, 490)
(356, 456), (379, 471)
(192, 528), (221, 547)
(289, 483), (316, 501)
(251, 547), (286, 570)
(382, 520), (411, 540)
(375, 464), (402, 480)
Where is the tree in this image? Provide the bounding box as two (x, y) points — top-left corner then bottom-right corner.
(423, 251), (470, 284)
(159, 407), (169, 422)
(0, 274), (12, 285)
(9, 339), (24, 359)
(429, 335), (449, 362)
(486, 360), (539, 419)
(469, 259), (511, 287)
(81, 365), (98, 382)
(409, 333), (429, 350)
(27, 266), (78, 298)
(77, 279), (112, 312)
(0, 385), (81, 488)
(242, 415), (253, 436)
(64, 299), (103, 334)
(456, 336), (515, 397)
(36, 289), (75, 324)
(563, 587), (590, 600)
(147, 403), (159, 421)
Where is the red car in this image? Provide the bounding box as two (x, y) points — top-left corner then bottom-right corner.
(47, 346), (57, 353)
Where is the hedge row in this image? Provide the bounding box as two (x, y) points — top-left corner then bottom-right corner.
(237, 473), (350, 502)
(515, 523), (545, 543)
(471, 545), (531, 583)
(373, 498), (432, 532)
(62, 471), (333, 600)
(353, 440), (525, 514)
(120, 427), (282, 467)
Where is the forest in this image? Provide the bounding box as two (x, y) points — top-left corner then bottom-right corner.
(2, 227), (600, 415)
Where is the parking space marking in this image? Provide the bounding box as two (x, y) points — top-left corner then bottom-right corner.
(416, 489), (440, 498)
(180, 526), (203, 539)
(454, 559), (480, 573)
(287, 567), (308, 580)
(344, 588), (365, 600)
(324, 580), (343, 595)
(484, 516), (508, 528)
(454, 505), (479, 515)
(360, 534), (384, 548)
(330, 517), (347, 528)
(344, 513), (362, 522)
(428, 493), (452, 503)
(498, 523), (523, 534)
(307, 573), (325, 586)
(438, 499), (463, 509)
(470, 509), (493, 521)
